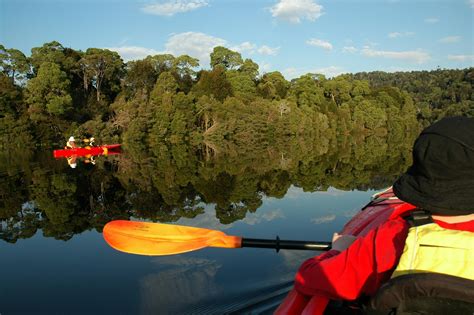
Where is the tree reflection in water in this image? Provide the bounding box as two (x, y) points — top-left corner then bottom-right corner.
(0, 131), (416, 242)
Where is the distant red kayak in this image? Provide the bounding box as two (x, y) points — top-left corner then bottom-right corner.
(53, 144), (121, 158)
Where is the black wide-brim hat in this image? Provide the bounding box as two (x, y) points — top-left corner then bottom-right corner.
(393, 116), (474, 215)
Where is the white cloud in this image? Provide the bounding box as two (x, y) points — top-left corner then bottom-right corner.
(388, 31), (415, 38)
(230, 42), (280, 56)
(164, 32), (280, 68)
(306, 38), (333, 50)
(282, 65), (344, 80)
(388, 32), (402, 38)
(311, 214), (336, 225)
(106, 46), (161, 61)
(259, 62), (273, 73)
(270, 0), (323, 24)
(232, 43), (280, 56)
(165, 32), (226, 67)
(231, 41), (257, 53)
(257, 45), (280, 56)
(142, 0), (209, 16)
(448, 54), (474, 62)
(315, 66), (345, 77)
(424, 17), (439, 23)
(242, 209), (285, 225)
(469, 0), (474, 8)
(361, 47), (430, 64)
(282, 67), (301, 80)
(439, 36), (461, 43)
(342, 46), (358, 53)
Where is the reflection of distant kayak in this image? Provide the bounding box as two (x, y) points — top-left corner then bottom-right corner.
(53, 144), (121, 158)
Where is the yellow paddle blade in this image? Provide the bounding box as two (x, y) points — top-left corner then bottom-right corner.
(103, 220), (242, 256)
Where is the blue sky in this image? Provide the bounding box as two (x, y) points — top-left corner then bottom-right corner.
(1, 0), (473, 78)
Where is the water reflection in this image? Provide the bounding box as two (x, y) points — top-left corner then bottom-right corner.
(1, 134), (409, 313)
(0, 132), (416, 242)
(140, 256), (222, 314)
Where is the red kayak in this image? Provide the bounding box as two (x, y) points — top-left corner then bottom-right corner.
(53, 144), (121, 158)
(275, 187), (416, 314)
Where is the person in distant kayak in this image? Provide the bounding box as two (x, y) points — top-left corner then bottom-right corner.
(83, 137), (96, 165)
(277, 116), (474, 315)
(84, 154), (96, 165)
(83, 136), (96, 147)
(67, 155), (77, 169)
(65, 136), (77, 149)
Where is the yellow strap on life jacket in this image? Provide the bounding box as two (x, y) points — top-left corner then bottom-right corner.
(392, 223), (474, 280)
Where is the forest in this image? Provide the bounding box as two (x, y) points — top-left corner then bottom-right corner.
(1, 41), (473, 242)
(1, 41), (472, 151)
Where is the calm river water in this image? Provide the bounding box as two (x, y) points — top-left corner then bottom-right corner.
(0, 138), (412, 314)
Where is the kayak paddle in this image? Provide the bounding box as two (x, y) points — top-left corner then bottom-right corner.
(103, 220), (332, 256)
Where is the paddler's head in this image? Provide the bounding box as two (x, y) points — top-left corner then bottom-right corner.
(69, 136), (75, 143)
(393, 116), (474, 216)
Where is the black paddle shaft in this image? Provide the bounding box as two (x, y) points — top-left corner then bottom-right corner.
(241, 236), (331, 252)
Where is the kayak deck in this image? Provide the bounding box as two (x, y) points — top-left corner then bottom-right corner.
(275, 187), (416, 314)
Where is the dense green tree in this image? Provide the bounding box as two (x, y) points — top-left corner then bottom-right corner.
(123, 59), (158, 99)
(79, 48), (124, 101)
(0, 114), (33, 148)
(210, 46), (243, 70)
(353, 99), (387, 131)
(240, 58), (259, 79)
(192, 66), (233, 102)
(324, 76), (353, 106)
(257, 71), (289, 100)
(26, 62), (73, 120)
(0, 73), (23, 116)
(30, 41), (79, 75)
(351, 80), (371, 97)
(146, 54), (175, 73)
(353, 68), (474, 121)
(150, 71), (179, 102)
(0, 44), (30, 83)
(220, 58), (259, 100)
(195, 95), (220, 135)
(172, 55), (199, 78)
(288, 74), (326, 111)
(226, 70), (257, 100)
(171, 55), (199, 93)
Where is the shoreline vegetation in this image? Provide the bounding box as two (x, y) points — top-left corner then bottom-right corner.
(1, 41), (472, 152)
(1, 41), (472, 241)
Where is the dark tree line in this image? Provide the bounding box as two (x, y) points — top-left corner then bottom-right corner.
(352, 69), (474, 125)
(1, 41), (472, 149)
